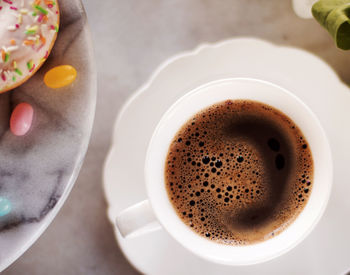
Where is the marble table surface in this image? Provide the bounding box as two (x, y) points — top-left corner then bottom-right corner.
(0, 0), (96, 272)
(3, 0), (350, 274)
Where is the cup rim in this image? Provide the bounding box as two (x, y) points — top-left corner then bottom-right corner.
(145, 78), (333, 265)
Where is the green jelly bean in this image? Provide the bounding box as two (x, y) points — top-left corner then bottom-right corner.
(0, 197), (11, 217)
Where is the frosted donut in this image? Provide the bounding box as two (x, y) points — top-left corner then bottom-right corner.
(0, 0), (59, 93)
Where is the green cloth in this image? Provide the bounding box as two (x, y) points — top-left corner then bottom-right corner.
(312, 0), (350, 50)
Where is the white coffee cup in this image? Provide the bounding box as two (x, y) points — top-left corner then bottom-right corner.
(115, 78), (332, 265)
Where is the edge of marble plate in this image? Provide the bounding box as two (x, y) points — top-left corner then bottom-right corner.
(0, 0), (97, 271)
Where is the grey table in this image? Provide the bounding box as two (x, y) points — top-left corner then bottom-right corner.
(3, 0), (350, 274)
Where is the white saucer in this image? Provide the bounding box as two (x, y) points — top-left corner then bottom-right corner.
(103, 38), (350, 275)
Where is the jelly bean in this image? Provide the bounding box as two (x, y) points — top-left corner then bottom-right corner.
(10, 103), (34, 136)
(0, 197), (11, 217)
(44, 65), (77, 89)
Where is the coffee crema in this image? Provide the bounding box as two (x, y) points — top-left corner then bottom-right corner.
(165, 100), (313, 245)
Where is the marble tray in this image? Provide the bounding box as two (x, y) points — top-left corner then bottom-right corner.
(0, 0), (96, 271)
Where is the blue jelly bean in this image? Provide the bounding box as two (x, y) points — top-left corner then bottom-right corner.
(0, 197), (11, 217)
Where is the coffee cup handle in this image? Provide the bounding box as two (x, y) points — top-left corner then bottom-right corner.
(115, 200), (162, 238)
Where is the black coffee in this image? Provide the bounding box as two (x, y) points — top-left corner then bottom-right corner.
(165, 100), (313, 245)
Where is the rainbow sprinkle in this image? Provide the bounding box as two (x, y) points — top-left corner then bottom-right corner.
(34, 5), (48, 15)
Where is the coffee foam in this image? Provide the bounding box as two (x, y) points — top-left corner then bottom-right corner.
(165, 100), (313, 245)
